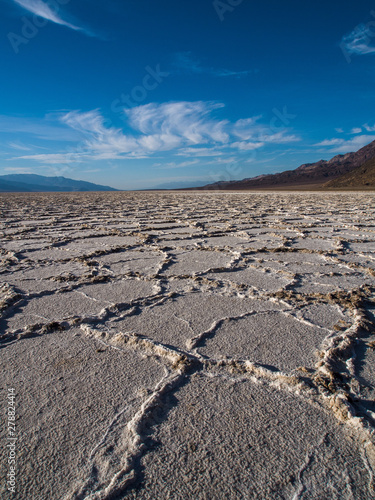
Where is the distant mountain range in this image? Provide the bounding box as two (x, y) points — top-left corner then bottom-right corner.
(0, 174), (118, 192)
(187, 140), (375, 190)
(324, 154), (375, 188)
(4, 141), (375, 192)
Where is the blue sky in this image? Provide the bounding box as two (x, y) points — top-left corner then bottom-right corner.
(1, 0), (375, 189)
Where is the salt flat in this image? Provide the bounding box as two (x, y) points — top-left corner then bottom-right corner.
(0, 191), (374, 499)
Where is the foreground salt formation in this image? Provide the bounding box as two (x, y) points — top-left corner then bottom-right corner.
(0, 191), (374, 499)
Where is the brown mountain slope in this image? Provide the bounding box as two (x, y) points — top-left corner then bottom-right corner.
(324, 156), (375, 188)
(190, 140), (375, 190)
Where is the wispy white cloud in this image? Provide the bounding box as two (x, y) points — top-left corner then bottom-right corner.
(176, 147), (224, 157)
(152, 160), (200, 170)
(61, 110), (141, 157)
(11, 102), (300, 165)
(315, 134), (375, 153)
(341, 23), (375, 56)
(214, 157), (240, 164)
(11, 0), (87, 34)
(8, 141), (32, 151)
(230, 141), (264, 151)
(231, 118), (300, 145)
(172, 52), (256, 78)
(333, 125), (373, 135)
(3, 166), (34, 174)
(0, 114), (80, 141)
(316, 138), (344, 147)
(257, 132), (300, 144)
(125, 101), (230, 144)
(232, 117), (263, 140)
(15, 153), (78, 164)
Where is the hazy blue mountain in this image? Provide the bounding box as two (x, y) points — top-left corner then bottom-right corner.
(0, 174), (118, 192)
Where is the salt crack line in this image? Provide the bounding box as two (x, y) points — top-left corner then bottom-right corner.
(290, 433), (329, 500)
(313, 307), (375, 447)
(201, 357), (314, 397)
(88, 398), (139, 462)
(80, 324), (196, 371)
(187, 310), (274, 351)
(280, 310), (334, 334)
(361, 443), (375, 497)
(69, 368), (183, 500)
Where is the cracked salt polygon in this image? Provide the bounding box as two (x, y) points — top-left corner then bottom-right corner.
(161, 249), (232, 276)
(0, 260), (91, 294)
(289, 237), (336, 251)
(0, 238), (50, 253)
(336, 253), (375, 270)
(3, 260), (88, 281)
(162, 226), (202, 234)
(208, 267), (291, 292)
(240, 237), (283, 250)
(79, 279), (156, 304)
(53, 235), (140, 254)
(201, 234), (251, 248)
(1, 291), (108, 332)
(348, 241), (375, 254)
(296, 303), (354, 330)
(198, 310), (333, 371)
(0, 327), (165, 499)
(110, 293), (283, 351)
(96, 249), (164, 276)
(293, 272), (371, 294)
(155, 237), (204, 248)
(125, 373), (369, 500)
(353, 337), (375, 415)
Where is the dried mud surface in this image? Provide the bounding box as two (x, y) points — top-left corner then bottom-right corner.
(0, 191), (374, 500)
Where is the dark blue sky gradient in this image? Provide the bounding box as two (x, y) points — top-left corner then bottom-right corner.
(1, 0), (375, 189)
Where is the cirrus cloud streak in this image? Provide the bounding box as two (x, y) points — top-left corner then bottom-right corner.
(13, 101), (301, 165)
(11, 0), (86, 33)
